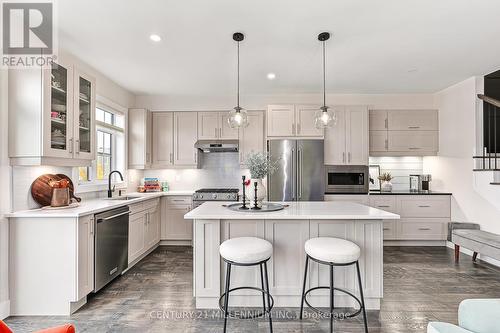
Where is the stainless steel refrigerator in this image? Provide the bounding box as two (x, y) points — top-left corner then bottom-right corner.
(267, 139), (324, 201)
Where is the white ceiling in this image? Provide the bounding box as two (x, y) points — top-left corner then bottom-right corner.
(58, 0), (500, 96)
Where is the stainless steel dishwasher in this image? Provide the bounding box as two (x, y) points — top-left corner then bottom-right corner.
(94, 206), (129, 292)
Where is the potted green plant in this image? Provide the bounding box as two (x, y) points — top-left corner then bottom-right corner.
(378, 172), (393, 192)
(244, 152), (279, 206)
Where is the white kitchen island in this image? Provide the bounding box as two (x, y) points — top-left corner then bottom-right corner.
(184, 201), (399, 310)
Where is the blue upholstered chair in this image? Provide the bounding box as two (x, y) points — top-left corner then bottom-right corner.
(427, 299), (500, 333)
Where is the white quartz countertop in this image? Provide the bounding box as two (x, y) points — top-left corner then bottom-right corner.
(6, 190), (194, 218)
(184, 201), (400, 220)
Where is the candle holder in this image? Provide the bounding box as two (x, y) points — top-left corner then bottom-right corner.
(240, 175), (249, 210)
(251, 181), (261, 210)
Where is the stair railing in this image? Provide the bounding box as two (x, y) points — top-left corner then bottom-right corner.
(474, 94), (500, 172)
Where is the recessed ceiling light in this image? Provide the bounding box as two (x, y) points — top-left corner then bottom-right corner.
(407, 68), (418, 73)
(149, 34), (162, 42)
(267, 73), (276, 80)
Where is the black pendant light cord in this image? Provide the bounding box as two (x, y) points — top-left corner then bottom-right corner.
(322, 40), (326, 109)
(237, 40), (240, 110)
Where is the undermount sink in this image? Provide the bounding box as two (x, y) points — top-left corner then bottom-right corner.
(107, 196), (141, 201)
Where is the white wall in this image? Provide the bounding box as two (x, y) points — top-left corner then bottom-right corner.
(135, 93), (435, 111)
(424, 77), (500, 241)
(0, 69), (11, 319)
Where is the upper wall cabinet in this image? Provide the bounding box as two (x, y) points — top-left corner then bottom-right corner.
(129, 108), (152, 169)
(173, 112), (198, 166)
(149, 112), (198, 169)
(198, 112), (238, 140)
(239, 111), (265, 164)
(324, 106), (368, 165)
(369, 109), (439, 156)
(151, 112), (174, 168)
(267, 105), (324, 138)
(9, 57), (96, 166)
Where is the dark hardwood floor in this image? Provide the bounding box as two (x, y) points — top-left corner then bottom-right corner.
(5, 246), (500, 332)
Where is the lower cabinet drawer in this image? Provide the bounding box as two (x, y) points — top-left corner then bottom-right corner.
(369, 196), (398, 214)
(398, 196), (450, 218)
(143, 197), (160, 210)
(165, 196), (192, 207)
(397, 218), (448, 240)
(383, 220), (397, 240)
(128, 202), (144, 215)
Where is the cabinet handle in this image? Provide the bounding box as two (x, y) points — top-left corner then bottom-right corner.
(385, 118), (388, 129)
(348, 152), (351, 163)
(292, 123), (296, 135)
(418, 227), (431, 231)
(170, 153), (173, 163)
(418, 205), (431, 208)
(215, 128), (218, 138)
(409, 147), (420, 150)
(219, 128), (222, 138)
(194, 151), (197, 163)
(90, 218), (94, 235)
(385, 139), (388, 150)
(342, 152), (345, 163)
(69, 138), (73, 153)
(297, 123), (301, 134)
(75, 139), (80, 153)
(378, 205), (390, 208)
(383, 228), (390, 231)
(408, 126), (420, 129)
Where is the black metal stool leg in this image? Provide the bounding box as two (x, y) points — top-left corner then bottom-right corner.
(263, 261), (273, 333)
(299, 255), (309, 320)
(355, 261), (368, 333)
(223, 262), (232, 333)
(259, 263), (267, 315)
(329, 264), (334, 333)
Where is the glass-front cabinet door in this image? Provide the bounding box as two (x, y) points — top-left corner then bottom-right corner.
(74, 70), (95, 161)
(43, 59), (74, 158)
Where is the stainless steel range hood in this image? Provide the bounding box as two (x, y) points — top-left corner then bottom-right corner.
(194, 140), (239, 153)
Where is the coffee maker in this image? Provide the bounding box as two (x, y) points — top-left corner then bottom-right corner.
(409, 174), (432, 192)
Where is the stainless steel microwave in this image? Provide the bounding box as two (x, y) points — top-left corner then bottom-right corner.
(325, 165), (369, 194)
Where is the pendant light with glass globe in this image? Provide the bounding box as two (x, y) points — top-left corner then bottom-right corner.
(314, 32), (336, 129)
(228, 32), (250, 129)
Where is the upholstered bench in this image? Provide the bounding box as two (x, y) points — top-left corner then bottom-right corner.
(452, 229), (500, 263)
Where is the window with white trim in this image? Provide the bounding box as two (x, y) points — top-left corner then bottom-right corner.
(77, 106), (125, 186)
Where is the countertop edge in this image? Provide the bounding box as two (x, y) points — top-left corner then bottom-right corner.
(6, 190), (194, 218)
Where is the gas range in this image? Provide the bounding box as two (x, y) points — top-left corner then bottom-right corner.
(192, 188), (239, 208)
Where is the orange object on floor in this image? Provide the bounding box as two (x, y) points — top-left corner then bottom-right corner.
(0, 321), (75, 333)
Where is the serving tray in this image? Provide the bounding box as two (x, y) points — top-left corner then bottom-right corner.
(225, 202), (286, 212)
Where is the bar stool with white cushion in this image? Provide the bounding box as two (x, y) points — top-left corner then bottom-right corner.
(219, 237), (274, 333)
(299, 237), (368, 333)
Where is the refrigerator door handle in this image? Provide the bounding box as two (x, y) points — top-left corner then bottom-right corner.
(298, 148), (302, 199)
(291, 148), (295, 200)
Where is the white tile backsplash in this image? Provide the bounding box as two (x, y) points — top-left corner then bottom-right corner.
(143, 152), (249, 191)
(369, 156), (424, 191)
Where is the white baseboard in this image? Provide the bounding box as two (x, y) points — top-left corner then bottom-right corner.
(446, 241), (500, 268)
(0, 300), (10, 319)
(384, 240), (446, 246)
(159, 240), (192, 246)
